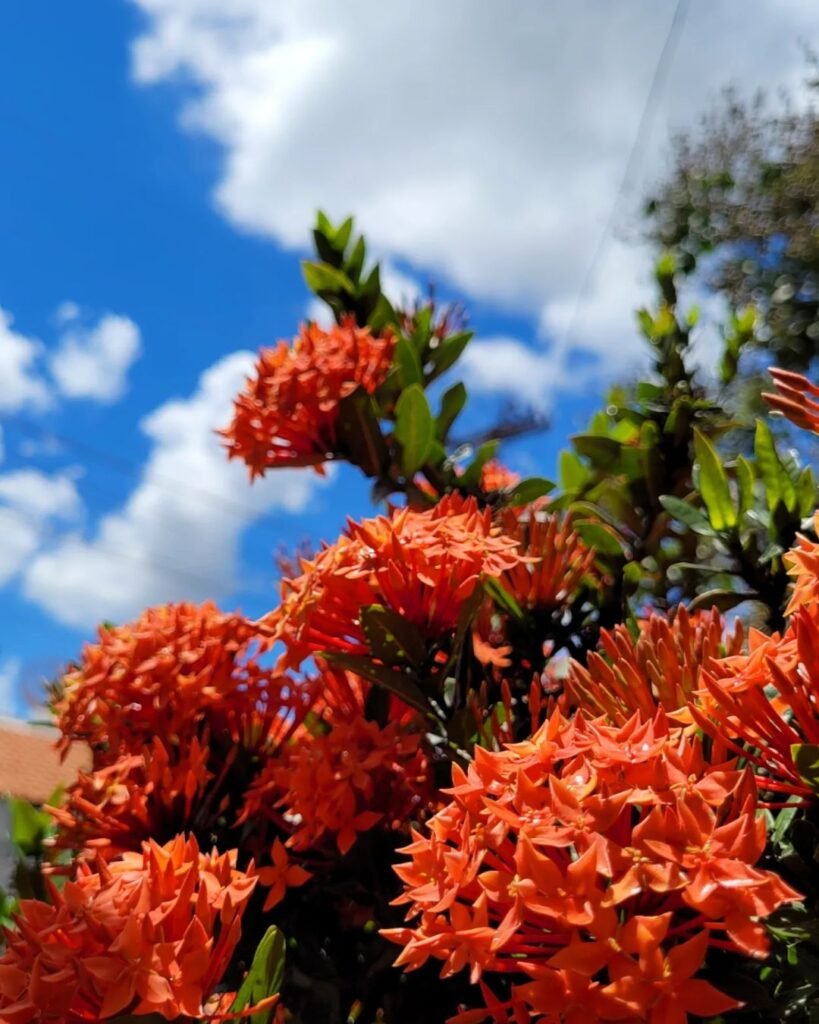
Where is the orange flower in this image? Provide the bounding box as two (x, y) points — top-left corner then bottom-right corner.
(267, 494), (524, 671)
(695, 603), (819, 800)
(55, 601), (271, 764)
(258, 839), (312, 911)
(384, 709), (798, 1023)
(222, 317), (395, 478)
(0, 835), (260, 1023)
(45, 737), (212, 862)
(479, 461), (521, 494)
(764, 367), (819, 434)
(568, 607), (743, 724)
(784, 512), (819, 614)
(244, 710), (431, 856)
(500, 509), (597, 613)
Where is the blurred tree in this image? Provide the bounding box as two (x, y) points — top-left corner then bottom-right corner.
(644, 65), (819, 396)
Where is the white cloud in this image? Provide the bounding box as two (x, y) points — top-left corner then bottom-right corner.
(0, 307), (50, 413)
(130, 0), (817, 392)
(50, 313), (142, 403)
(0, 471), (82, 586)
(54, 300), (81, 325)
(0, 658), (21, 718)
(23, 351), (329, 630)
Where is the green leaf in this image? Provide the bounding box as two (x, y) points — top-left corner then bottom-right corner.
(9, 798), (52, 855)
(693, 429), (736, 530)
(322, 652), (431, 717)
(504, 477), (555, 505)
(230, 926), (286, 1024)
(429, 331), (473, 377)
(659, 495), (716, 536)
(484, 577), (525, 621)
(394, 337), (422, 388)
(461, 440), (500, 487)
(334, 216), (354, 254)
(688, 589), (758, 614)
(302, 261), (355, 297)
(335, 389), (389, 477)
(394, 384), (434, 476)
(346, 236), (367, 283)
(559, 450), (588, 492)
(574, 520), (627, 558)
(736, 455), (756, 518)
(755, 419), (796, 513)
(792, 743), (819, 791)
(571, 434), (622, 466)
(436, 383), (467, 440)
(798, 466), (817, 519)
(361, 605), (427, 668)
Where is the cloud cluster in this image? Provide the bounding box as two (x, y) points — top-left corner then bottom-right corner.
(50, 313), (142, 403)
(23, 351), (327, 629)
(0, 469), (82, 587)
(130, 0), (817, 390)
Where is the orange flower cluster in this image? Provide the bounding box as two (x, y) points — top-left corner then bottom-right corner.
(50, 602), (318, 862)
(385, 710), (799, 1023)
(0, 835), (260, 1023)
(55, 601), (267, 762)
(268, 494), (524, 670)
(45, 737), (212, 861)
(499, 510), (596, 613)
(694, 602), (819, 801)
(763, 367), (819, 434)
(246, 716), (429, 857)
(222, 318), (396, 478)
(568, 607), (743, 724)
(241, 666), (433, 884)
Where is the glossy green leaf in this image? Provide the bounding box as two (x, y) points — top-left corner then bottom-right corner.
(798, 466), (817, 519)
(688, 589), (758, 614)
(302, 261), (355, 297)
(395, 384), (434, 476)
(659, 495), (716, 536)
(736, 455), (756, 518)
(504, 477), (555, 505)
(461, 440), (500, 487)
(755, 419), (796, 513)
(394, 337), (422, 388)
(323, 652), (431, 716)
(361, 604), (427, 667)
(792, 744), (819, 791)
(230, 926), (286, 1024)
(9, 798), (52, 855)
(429, 331), (473, 377)
(435, 382), (467, 441)
(572, 434), (622, 467)
(574, 520), (627, 557)
(559, 450), (588, 492)
(484, 577), (525, 621)
(335, 389), (389, 477)
(693, 429), (736, 530)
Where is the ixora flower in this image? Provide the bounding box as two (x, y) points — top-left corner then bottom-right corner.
(384, 709), (799, 1023)
(54, 601), (272, 763)
(222, 317), (396, 477)
(567, 606), (743, 725)
(266, 493), (524, 670)
(0, 835), (265, 1023)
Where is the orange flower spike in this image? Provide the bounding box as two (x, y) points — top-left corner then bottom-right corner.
(258, 839), (312, 911)
(764, 366), (819, 434)
(222, 317), (396, 477)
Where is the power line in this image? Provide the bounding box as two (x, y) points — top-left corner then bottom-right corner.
(547, 0), (690, 389)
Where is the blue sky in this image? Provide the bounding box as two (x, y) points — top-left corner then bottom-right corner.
(0, 1), (814, 715)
